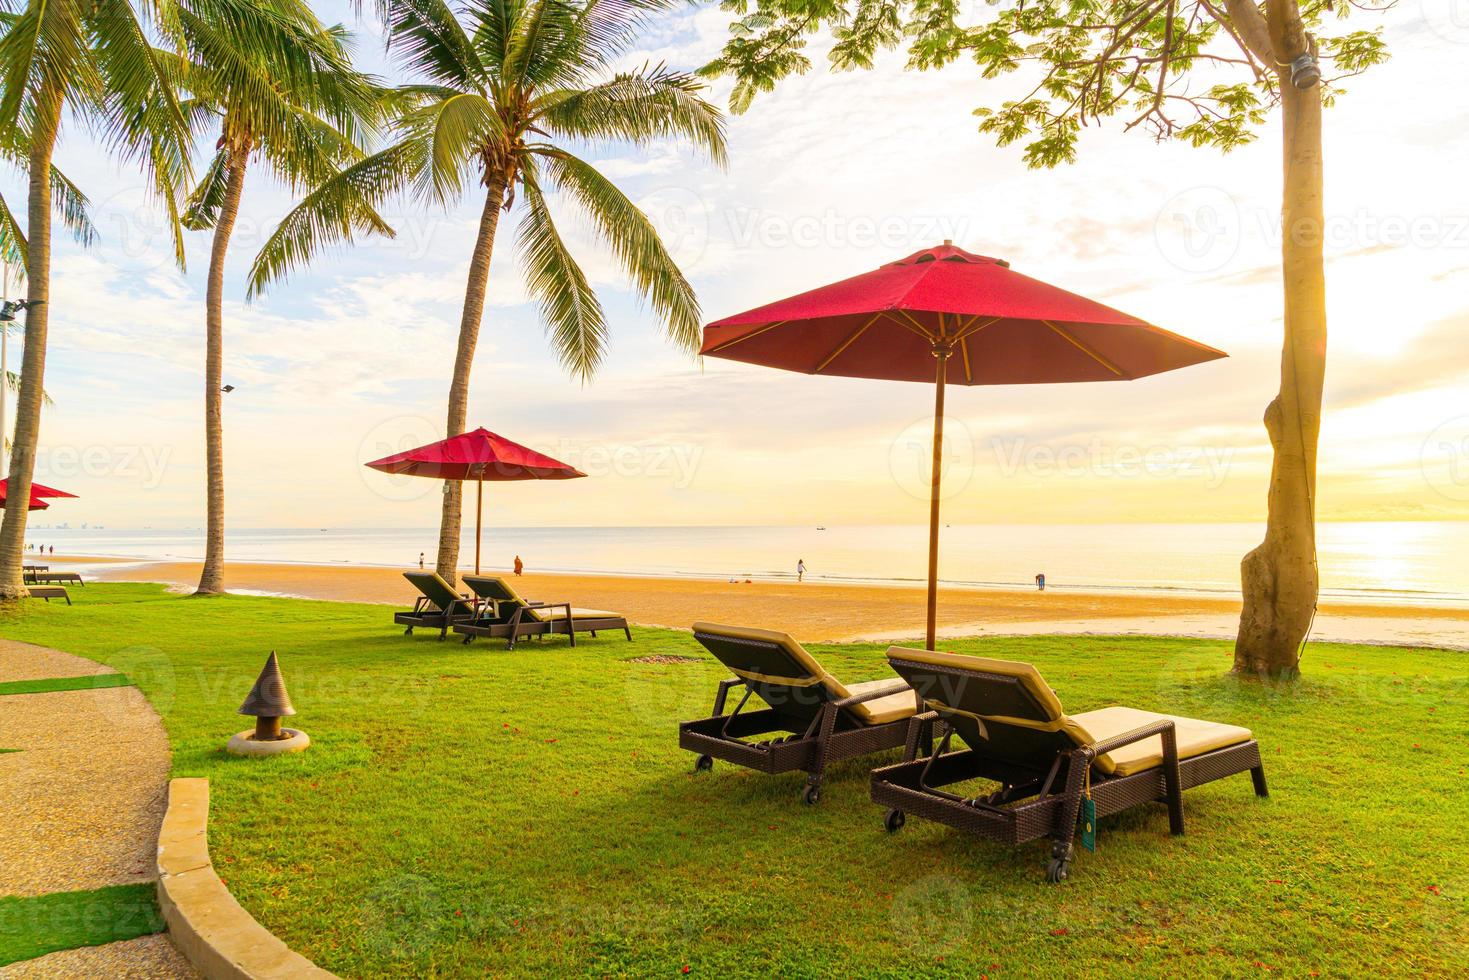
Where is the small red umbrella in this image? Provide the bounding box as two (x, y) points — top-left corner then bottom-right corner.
(365, 427), (585, 574)
(0, 479), (75, 511)
(703, 242), (1226, 648)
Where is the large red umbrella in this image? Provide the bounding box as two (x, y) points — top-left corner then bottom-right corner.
(365, 427), (585, 574)
(0, 479), (76, 511)
(702, 242), (1227, 648)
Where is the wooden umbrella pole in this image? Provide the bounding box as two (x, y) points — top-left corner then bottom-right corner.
(475, 477), (483, 575)
(926, 348), (949, 650)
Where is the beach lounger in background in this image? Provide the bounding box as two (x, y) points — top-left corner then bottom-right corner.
(394, 572), (476, 640)
(871, 648), (1268, 882)
(30, 571), (82, 587)
(22, 564), (49, 584)
(680, 623), (918, 804)
(26, 585), (70, 604)
(454, 575), (631, 649)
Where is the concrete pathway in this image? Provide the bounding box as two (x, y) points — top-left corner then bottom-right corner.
(0, 639), (196, 976)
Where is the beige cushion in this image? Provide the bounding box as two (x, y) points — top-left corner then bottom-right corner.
(1070, 706), (1253, 776)
(694, 623), (915, 725)
(843, 679), (918, 725)
(527, 606), (620, 622)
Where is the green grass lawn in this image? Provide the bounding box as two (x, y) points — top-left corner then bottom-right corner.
(2, 583), (1465, 977)
(0, 884), (163, 966)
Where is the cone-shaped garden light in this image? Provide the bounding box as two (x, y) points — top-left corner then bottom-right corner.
(227, 652), (310, 756)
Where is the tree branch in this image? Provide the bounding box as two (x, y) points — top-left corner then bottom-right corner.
(1219, 0), (1278, 67)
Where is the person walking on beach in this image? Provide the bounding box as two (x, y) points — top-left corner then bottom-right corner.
(418, 552), (425, 569)
(1035, 572), (1046, 592)
(797, 558), (806, 583)
(514, 555), (524, 577)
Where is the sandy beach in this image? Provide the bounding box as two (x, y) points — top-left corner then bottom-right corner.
(64, 555), (1469, 647)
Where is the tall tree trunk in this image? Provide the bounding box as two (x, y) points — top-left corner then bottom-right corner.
(0, 85), (62, 599)
(196, 136), (251, 596)
(1235, 7), (1326, 677)
(435, 171), (510, 582)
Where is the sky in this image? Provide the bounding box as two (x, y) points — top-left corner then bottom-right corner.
(4, 1), (1469, 531)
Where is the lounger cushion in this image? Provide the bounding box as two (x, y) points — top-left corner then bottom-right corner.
(527, 606), (622, 623)
(694, 623), (916, 725)
(844, 679), (918, 725)
(1071, 706), (1254, 776)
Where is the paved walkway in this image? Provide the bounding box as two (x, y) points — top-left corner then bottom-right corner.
(0, 639), (196, 977)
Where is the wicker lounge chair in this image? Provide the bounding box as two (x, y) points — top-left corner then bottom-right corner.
(453, 575), (631, 649)
(393, 572), (476, 639)
(680, 623), (918, 804)
(871, 647), (1268, 882)
(26, 585), (70, 604)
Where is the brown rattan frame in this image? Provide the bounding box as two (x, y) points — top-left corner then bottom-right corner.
(680, 629), (915, 804)
(871, 655), (1268, 882)
(393, 572), (476, 640)
(453, 575), (632, 650)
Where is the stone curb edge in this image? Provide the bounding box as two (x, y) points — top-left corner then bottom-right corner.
(157, 777), (339, 980)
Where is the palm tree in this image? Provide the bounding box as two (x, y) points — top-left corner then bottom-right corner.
(250, 0), (726, 581)
(0, 149), (94, 456)
(0, 0), (191, 598)
(175, 0), (385, 595)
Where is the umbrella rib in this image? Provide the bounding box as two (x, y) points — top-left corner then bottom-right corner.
(814, 311), (883, 373)
(953, 315), (1002, 340)
(703, 320), (789, 355)
(1042, 320), (1128, 377)
(960, 335), (973, 383)
(892, 310), (938, 343)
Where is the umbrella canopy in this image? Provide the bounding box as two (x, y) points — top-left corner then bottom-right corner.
(0, 479), (75, 511)
(365, 428), (586, 574)
(702, 242), (1226, 648)
(704, 243), (1225, 383)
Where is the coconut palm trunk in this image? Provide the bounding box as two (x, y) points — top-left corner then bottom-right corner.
(1234, 55), (1326, 677)
(0, 85), (62, 598)
(435, 170), (510, 581)
(196, 135), (252, 596)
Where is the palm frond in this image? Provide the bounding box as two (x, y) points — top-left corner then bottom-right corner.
(537, 63), (727, 165)
(378, 0), (487, 91)
(88, 0), (195, 267)
(49, 162), (96, 246)
(398, 90), (504, 204)
(246, 141), (414, 296)
(535, 147), (700, 353)
(182, 147), (228, 230)
(0, 190), (27, 272)
(517, 159), (607, 382)
(0, 0), (101, 136)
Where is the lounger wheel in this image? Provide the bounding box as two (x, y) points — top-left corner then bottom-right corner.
(884, 809), (905, 833)
(403, 626), (413, 635)
(694, 754), (713, 772)
(1046, 841), (1073, 884)
(802, 784), (820, 806)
